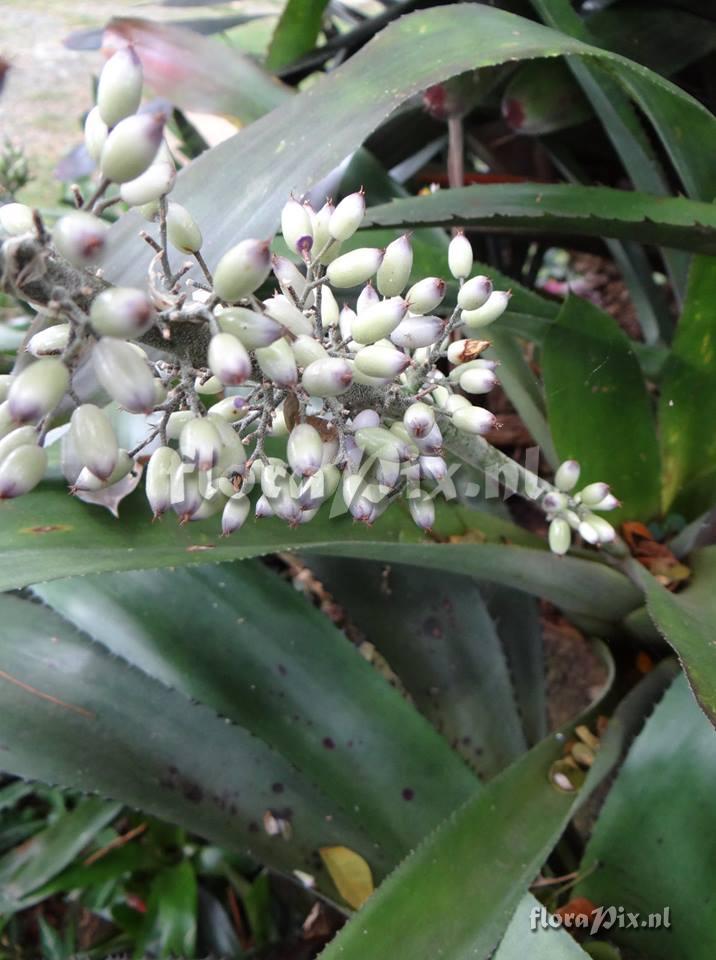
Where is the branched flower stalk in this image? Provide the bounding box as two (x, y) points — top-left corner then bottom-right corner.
(0, 46), (620, 554)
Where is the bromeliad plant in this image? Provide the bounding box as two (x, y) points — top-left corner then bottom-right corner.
(1, 2), (716, 958)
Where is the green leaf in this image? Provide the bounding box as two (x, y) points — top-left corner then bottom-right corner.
(0, 482), (642, 620)
(636, 547), (716, 724)
(33, 563), (479, 859)
(0, 593), (392, 890)
(502, 60), (592, 135)
(266, 0), (330, 71)
(105, 3), (716, 286)
(135, 861), (198, 960)
(318, 662), (676, 960)
(659, 256), (716, 517)
(365, 183), (716, 254)
(542, 295), (661, 522)
(0, 797), (121, 911)
(303, 558), (528, 778)
(494, 893), (590, 958)
(576, 672), (716, 959)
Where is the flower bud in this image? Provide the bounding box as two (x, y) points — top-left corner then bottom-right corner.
(255, 337), (297, 387)
(320, 285), (339, 328)
(214, 239), (271, 302)
(90, 286), (154, 338)
(0, 426), (37, 465)
(281, 197), (313, 256)
(419, 455), (448, 482)
(166, 201), (202, 253)
(351, 409), (380, 430)
(356, 282), (379, 316)
(451, 405), (496, 435)
(404, 402), (435, 439)
(377, 234), (413, 297)
(390, 314), (445, 350)
(8, 358), (69, 423)
(448, 231), (473, 279)
(459, 367), (497, 395)
(462, 290), (511, 329)
(579, 481), (611, 506)
(447, 338), (490, 365)
(146, 445), (181, 517)
(84, 106), (108, 163)
(354, 344), (410, 379)
(0, 202), (34, 237)
(554, 460), (580, 493)
(0, 443), (47, 498)
(457, 275), (492, 311)
(100, 112), (165, 183)
(292, 335), (327, 367)
(549, 517), (571, 555)
(329, 190), (365, 241)
(287, 423), (323, 477)
(408, 489), (435, 530)
(300, 357), (351, 397)
(52, 211), (108, 267)
(120, 160), (175, 207)
(263, 295), (313, 337)
(222, 494), (250, 535)
(351, 296), (407, 344)
(272, 254), (306, 300)
(180, 416), (222, 470)
(27, 323), (71, 357)
(326, 248), (384, 288)
(97, 46), (143, 128)
(70, 403), (119, 480)
(208, 332), (251, 386)
(406, 277), (445, 314)
(93, 337), (155, 414)
(541, 491), (568, 514)
(218, 306), (281, 349)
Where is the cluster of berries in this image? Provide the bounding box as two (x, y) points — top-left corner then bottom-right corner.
(0, 46), (617, 554)
(544, 460), (618, 554)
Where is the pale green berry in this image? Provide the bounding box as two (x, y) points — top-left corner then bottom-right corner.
(354, 426), (407, 463)
(70, 403), (119, 480)
(406, 277), (446, 314)
(97, 46), (143, 128)
(84, 106), (109, 163)
(446, 338), (491, 365)
(320, 285), (339, 327)
(195, 374), (222, 396)
(350, 363), (391, 387)
(457, 275), (492, 311)
(262, 295), (313, 337)
(180, 416), (222, 470)
(588, 514), (616, 543)
(451, 405), (496, 435)
(408, 489), (435, 530)
(255, 493), (274, 518)
(419, 455), (448, 482)
(444, 393), (471, 414)
(281, 197), (313, 256)
(0, 202), (34, 237)
(0, 375), (11, 403)
(311, 200), (334, 258)
(351, 296), (407, 344)
(326, 247), (384, 288)
(146, 445), (181, 517)
(0, 425), (37, 464)
(272, 254), (307, 300)
(218, 306), (282, 349)
(287, 423), (324, 477)
(549, 517), (571, 555)
(166, 201), (202, 253)
(377, 234), (413, 297)
(301, 357), (353, 397)
(292, 335), (327, 367)
(27, 323), (71, 357)
(339, 305), (356, 343)
(222, 494), (250, 535)
(120, 161), (175, 207)
(354, 344), (410, 378)
(459, 367), (497, 395)
(209, 396), (249, 424)
(356, 283), (379, 315)
(0, 402), (15, 441)
(208, 332), (251, 386)
(171, 465), (204, 521)
(404, 402), (435, 439)
(554, 460), (580, 493)
(329, 190), (365, 241)
(74, 450), (133, 491)
(579, 482), (611, 506)
(166, 410), (196, 440)
(213, 239), (271, 302)
(138, 200), (159, 221)
(90, 287), (154, 338)
(92, 337), (155, 414)
(8, 358), (69, 423)
(211, 415), (246, 476)
(255, 338), (297, 387)
(448, 231), (473, 279)
(0, 443), (47, 498)
(270, 404), (289, 437)
(351, 409), (380, 429)
(594, 492), (620, 511)
(542, 491), (568, 514)
(52, 211), (108, 267)
(462, 290), (511, 329)
(390, 314), (444, 350)
(578, 518), (601, 545)
(100, 112), (165, 183)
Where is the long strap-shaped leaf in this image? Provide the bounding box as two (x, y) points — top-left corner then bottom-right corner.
(105, 3), (716, 286)
(318, 662), (677, 960)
